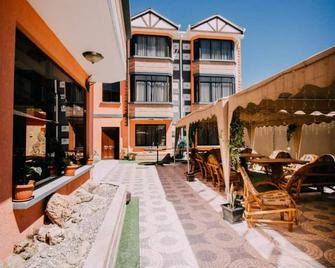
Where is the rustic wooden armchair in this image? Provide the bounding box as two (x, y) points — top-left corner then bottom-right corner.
(240, 167), (298, 232)
(278, 155), (335, 201)
(284, 154), (319, 174)
(206, 154), (225, 191)
(194, 153), (210, 181)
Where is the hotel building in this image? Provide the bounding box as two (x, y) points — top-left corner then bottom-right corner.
(93, 8), (245, 160)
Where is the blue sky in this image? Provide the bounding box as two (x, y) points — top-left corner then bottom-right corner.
(130, 0), (335, 88)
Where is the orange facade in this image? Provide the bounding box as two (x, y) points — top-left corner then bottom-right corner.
(0, 0), (90, 258)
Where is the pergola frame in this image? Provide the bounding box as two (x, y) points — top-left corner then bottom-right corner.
(175, 47), (335, 193)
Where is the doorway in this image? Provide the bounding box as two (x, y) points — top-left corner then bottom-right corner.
(101, 127), (119, 159)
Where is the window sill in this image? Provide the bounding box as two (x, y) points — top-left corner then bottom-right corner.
(99, 102), (121, 107)
(130, 102), (173, 105)
(131, 56), (173, 62)
(194, 59), (236, 64)
(12, 165), (92, 210)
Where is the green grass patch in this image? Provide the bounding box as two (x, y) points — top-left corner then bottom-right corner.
(115, 197), (140, 268)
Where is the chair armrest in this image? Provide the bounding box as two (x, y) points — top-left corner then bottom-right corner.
(254, 180), (280, 189)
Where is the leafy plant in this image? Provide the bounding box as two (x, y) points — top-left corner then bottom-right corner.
(229, 111), (245, 170)
(227, 184), (237, 209)
(286, 123), (298, 142)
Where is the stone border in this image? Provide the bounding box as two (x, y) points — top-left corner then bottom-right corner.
(84, 184), (127, 268)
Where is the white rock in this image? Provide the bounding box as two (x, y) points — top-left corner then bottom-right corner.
(78, 241), (90, 257)
(46, 225), (65, 245)
(66, 254), (81, 266)
(73, 188), (93, 204)
(45, 193), (74, 227)
(4, 255), (25, 268)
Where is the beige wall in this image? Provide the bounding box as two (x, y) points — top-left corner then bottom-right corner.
(93, 118), (124, 158)
(245, 122), (335, 157)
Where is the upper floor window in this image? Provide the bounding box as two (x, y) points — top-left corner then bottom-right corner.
(195, 76), (235, 103)
(102, 82), (120, 102)
(131, 35), (171, 58)
(131, 74), (171, 103)
(194, 39), (234, 61)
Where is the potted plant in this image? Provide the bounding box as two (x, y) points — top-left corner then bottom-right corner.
(14, 166), (42, 201)
(127, 152), (137, 161)
(64, 156), (79, 176)
(221, 184), (244, 223)
(64, 154), (79, 176)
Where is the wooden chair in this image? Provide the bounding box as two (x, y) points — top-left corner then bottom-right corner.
(240, 167), (298, 232)
(279, 155), (335, 201)
(194, 153), (210, 181)
(284, 154), (319, 174)
(206, 154), (225, 191)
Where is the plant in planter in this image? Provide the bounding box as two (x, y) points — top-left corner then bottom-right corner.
(229, 111), (245, 171)
(14, 166), (42, 201)
(221, 184), (244, 223)
(64, 155), (79, 176)
(127, 152), (137, 161)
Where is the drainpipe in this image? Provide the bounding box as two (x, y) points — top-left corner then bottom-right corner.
(179, 33), (184, 140)
(127, 40), (131, 154)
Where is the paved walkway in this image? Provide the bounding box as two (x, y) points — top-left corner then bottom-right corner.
(93, 161), (331, 268)
(98, 161), (198, 268)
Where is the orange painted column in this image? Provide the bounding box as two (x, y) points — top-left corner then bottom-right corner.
(86, 84), (94, 162)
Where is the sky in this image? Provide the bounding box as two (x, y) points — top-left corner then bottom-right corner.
(130, 0), (335, 89)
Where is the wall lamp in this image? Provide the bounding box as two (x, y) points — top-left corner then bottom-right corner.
(82, 51), (104, 64)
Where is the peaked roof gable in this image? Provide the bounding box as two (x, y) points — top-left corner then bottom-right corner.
(190, 15), (245, 34)
(131, 8), (180, 30)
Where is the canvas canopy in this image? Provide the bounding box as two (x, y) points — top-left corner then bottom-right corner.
(175, 46), (335, 192)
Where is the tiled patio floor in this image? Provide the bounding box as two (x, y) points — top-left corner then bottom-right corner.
(159, 163), (335, 268)
(94, 161), (335, 267)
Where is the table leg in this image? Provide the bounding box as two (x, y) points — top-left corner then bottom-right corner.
(271, 164), (284, 183)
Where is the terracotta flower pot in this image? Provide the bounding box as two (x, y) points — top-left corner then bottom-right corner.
(14, 183), (34, 201)
(64, 165), (79, 176)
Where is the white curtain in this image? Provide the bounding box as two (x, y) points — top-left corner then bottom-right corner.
(222, 82), (231, 97)
(212, 82), (222, 100)
(199, 82), (210, 102)
(147, 36), (156, 57)
(136, 36), (146, 56)
(156, 38), (166, 57)
(212, 40), (221, 60)
(222, 41), (233, 60)
(200, 40), (210, 59)
(136, 81), (146, 102)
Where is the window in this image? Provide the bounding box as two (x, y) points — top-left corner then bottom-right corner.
(195, 76), (235, 103)
(198, 121), (219, 145)
(13, 30), (86, 188)
(194, 39), (234, 60)
(135, 125), (166, 147)
(131, 74), (171, 103)
(102, 82), (120, 102)
(131, 35), (171, 58)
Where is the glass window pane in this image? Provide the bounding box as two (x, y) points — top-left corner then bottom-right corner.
(135, 125), (166, 146)
(102, 82), (120, 102)
(13, 30), (86, 188)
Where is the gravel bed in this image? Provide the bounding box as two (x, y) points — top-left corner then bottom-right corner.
(24, 182), (119, 268)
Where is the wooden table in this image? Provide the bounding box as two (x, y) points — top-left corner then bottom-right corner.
(250, 158), (308, 182)
(239, 153), (264, 174)
(239, 153), (264, 159)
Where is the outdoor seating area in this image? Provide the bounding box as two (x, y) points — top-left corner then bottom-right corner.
(174, 46), (335, 237)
